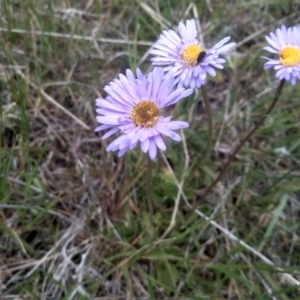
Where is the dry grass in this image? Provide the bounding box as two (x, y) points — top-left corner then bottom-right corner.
(1, 0), (300, 299)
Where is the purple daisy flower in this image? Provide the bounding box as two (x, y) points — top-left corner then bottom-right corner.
(263, 25), (300, 85)
(150, 19), (236, 88)
(95, 67), (193, 159)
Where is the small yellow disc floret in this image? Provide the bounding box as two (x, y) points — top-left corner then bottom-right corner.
(131, 101), (160, 128)
(180, 44), (203, 67)
(279, 46), (300, 67)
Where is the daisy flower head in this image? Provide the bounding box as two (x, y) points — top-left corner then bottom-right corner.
(263, 25), (300, 85)
(150, 19), (236, 89)
(95, 67), (193, 160)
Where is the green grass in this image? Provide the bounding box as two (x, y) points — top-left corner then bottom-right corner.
(1, 0), (300, 299)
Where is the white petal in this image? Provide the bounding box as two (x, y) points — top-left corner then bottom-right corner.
(154, 135), (166, 151)
(148, 139), (157, 159)
(102, 127), (119, 139)
(141, 139), (150, 153)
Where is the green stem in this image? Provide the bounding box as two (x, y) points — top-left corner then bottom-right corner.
(189, 85), (213, 174)
(200, 85), (213, 162)
(146, 155), (153, 223)
(199, 79), (286, 202)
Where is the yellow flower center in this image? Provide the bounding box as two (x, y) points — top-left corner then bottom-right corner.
(131, 101), (160, 128)
(180, 44), (203, 67)
(279, 46), (300, 67)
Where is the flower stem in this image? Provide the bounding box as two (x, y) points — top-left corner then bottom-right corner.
(200, 85), (213, 163)
(200, 79), (286, 202)
(189, 86), (213, 174)
(146, 155), (153, 224)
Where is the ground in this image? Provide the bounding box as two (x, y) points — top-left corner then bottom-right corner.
(1, 0), (300, 299)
